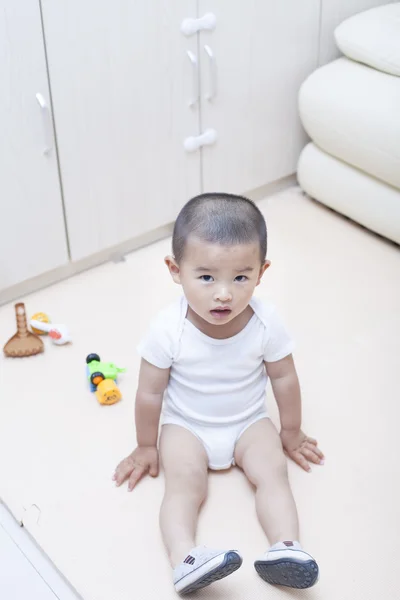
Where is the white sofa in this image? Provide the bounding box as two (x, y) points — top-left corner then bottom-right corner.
(297, 3), (400, 245)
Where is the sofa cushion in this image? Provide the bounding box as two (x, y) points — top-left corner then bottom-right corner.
(335, 4), (400, 77)
(298, 142), (400, 246)
(299, 57), (400, 189)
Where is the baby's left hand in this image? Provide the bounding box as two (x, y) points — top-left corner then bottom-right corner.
(280, 429), (324, 472)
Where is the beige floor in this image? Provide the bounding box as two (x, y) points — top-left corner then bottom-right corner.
(1, 187), (400, 600)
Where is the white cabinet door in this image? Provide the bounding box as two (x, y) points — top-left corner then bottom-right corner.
(198, 1), (320, 194)
(319, 0), (394, 65)
(0, 0), (68, 291)
(41, 0), (200, 261)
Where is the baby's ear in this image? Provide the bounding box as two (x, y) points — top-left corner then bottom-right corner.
(164, 256), (181, 284)
(257, 260), (270, 285)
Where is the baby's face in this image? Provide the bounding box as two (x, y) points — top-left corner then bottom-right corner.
(167, 237), (269, 326)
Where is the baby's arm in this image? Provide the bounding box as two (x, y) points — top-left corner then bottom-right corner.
(113, 358), (170, 490)
(266, 354), (324, 472)
(135, 358), (170, 446)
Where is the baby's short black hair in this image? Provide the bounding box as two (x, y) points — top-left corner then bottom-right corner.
(172, 192), (267, 263)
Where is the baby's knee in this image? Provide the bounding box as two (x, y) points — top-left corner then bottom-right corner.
(269, 449), (288, 478)
(249, 448), (288, 486)
(165, 461), (207, 497)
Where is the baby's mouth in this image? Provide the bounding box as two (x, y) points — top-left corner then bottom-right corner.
(210, 307), (232, 319)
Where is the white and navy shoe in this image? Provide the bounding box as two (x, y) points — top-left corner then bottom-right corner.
(254, 541), (319, 589)
(173, 546), (242, 595)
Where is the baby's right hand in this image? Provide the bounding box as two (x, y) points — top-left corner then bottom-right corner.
(113, 446), (159, 491)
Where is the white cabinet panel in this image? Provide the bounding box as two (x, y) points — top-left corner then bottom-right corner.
(42, 0), (200, 261)
(0, 0), (68, 291)
(319, 0), (393, 65)
(199, 1), (320, 195)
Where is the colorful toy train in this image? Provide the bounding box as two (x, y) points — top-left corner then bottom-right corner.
(86, 353), (125, 405)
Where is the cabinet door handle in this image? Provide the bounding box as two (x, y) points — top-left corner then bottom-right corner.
(186, 50), (199, 107)
(204, 45), (217, 101)
(181, 13), (217, 36)
(184, 128), (217, 152)
(35, 93), (53, 155)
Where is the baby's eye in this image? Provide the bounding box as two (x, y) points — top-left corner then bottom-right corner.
(235, 275), (248, 282)
(200, 275), (214, 282)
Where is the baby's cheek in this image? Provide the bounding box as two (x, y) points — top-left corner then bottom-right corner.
(188, 283), (205, 301)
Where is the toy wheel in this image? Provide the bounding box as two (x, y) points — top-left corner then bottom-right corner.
(90, 372), (105, 386)
(86, 353), (100, 364)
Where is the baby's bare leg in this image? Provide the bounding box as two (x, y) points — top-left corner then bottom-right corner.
(159, 424), (209, 568)
(234, 418), (299, 544)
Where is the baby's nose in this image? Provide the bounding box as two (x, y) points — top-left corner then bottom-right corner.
(214, 288), (232, 302)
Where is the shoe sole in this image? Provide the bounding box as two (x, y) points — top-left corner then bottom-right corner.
(177, 551), (242, 595)
(254, 557), (319, 589)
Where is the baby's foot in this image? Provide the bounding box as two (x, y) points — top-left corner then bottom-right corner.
(173, 545), (242, 595)
(254, 541), (319, 589)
